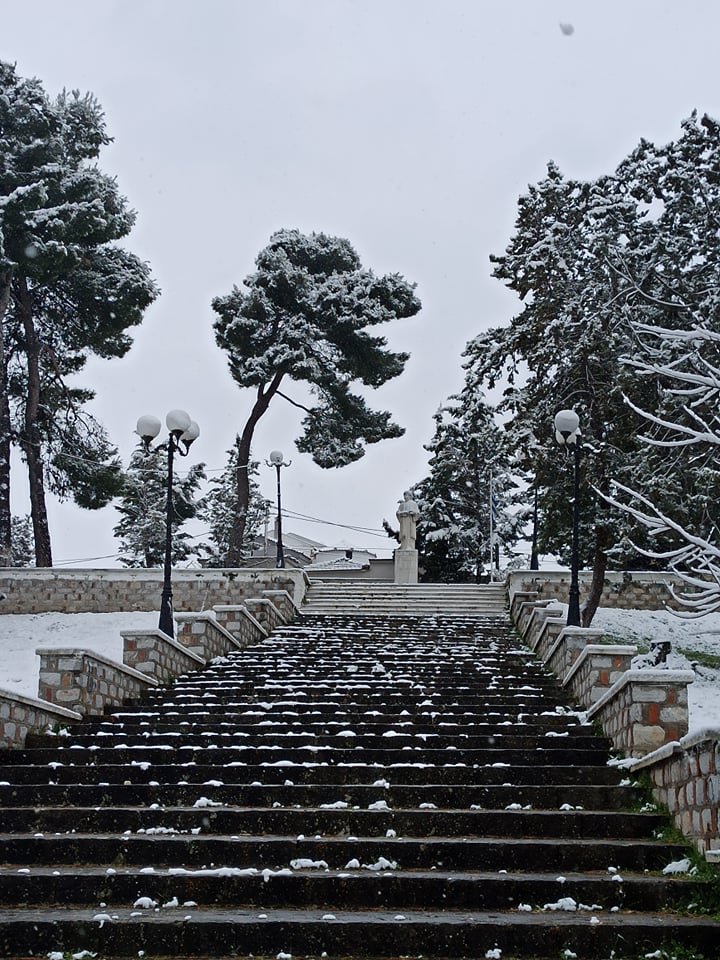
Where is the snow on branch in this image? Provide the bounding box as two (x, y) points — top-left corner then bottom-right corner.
(602, 482), (720, 617)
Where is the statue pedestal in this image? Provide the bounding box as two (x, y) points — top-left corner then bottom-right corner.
(394, 548), (418, 584)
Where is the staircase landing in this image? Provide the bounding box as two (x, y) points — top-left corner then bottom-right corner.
(302, 580), (507, 617)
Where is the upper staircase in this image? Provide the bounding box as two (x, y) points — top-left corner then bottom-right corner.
(0, 609), (718, 958)
(303, 579), (507, 617)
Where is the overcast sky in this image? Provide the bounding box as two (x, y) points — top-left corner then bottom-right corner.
(4, 0), (720, 565)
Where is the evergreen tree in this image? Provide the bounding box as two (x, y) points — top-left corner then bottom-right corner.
(198, 441), (269, 566)
(10, 515), (33, 567)
(114, 446), (206, 568)
(213, 228), (421, 564)
(416, 392), (517, 583)
(465, 114), (720, 623)
(0, 61), (158, 566)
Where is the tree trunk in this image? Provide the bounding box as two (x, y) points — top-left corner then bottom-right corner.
(16, 277), (53, 567)
(225, 372), (285, 566)
(581, 524), (610, 627)
(0, 269), (13, 567)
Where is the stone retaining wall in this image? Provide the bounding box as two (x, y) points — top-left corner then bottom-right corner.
(511, 590), (719, 857)
(37, 648), (157, 716)
(0, 689), (81, 749)
(631, 730), (720, 854)
(563, 644), (637, 706)
(507, 570), (690, 611)
(122, 629), (205, 684)
(174, 613), (243, 661)
(0, 567), (309, 614)
(213, 606), (268, 646)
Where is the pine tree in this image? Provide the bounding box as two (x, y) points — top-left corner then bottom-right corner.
(213, 229), (421, 564)
(0, 61), (158, 565)
(114, 446), (206, 568)
(416, 392), (517, 583)
(198, 441), (269, 566)
(10, 515), (33, 567)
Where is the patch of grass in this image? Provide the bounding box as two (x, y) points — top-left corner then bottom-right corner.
(676, 647), (720, 670)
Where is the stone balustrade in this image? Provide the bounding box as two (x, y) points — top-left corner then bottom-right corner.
(531, 617), (565, 658)
(244, 597), (284, 632)
(213, 605), (268, 647)
(122, 629), (205, 683)
(515, 599), (553, 638)
(562, 644), (637, 706)
(174, 612), (243, 661)
(509, 590), (540, 622)
(631, 729), (720, 855)
(262, 589), (297, 622)
(544, 627), (605, 681)
(37, 648), (157, 716)
(587, 669), (693, 757)
(0, 688), (81, 749)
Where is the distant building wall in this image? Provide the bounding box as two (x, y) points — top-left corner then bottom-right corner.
(0, 567), (309, 614)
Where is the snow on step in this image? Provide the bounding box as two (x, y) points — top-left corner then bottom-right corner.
(0, 610), (717, 959)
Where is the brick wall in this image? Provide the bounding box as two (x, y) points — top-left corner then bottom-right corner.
(632, 731), (720, 854)
(0, 689), (81, 749)
(122, 629), (205, 684)
(0, 568), (309, 614)
(37, 648), (156, 716)
(507, 570), (692, 611)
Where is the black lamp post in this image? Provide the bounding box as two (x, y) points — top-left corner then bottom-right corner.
(554, 408), (582, 627)
(136, 410), (200, 638)
(266, 450), (291, 568)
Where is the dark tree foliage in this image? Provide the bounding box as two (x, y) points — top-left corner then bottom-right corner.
(416, 392), (518, 583)
(0, 60), (158, 566)
(198, 441), (269, 567)
(465, 114), (720, 624)
(213, 229), (420, 564)
(114, 445), (206, 568)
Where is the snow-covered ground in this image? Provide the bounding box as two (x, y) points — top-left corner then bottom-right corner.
(0, 606), (717, 735)
(591, 606), (720, 734)
(0, 611), (157, 700)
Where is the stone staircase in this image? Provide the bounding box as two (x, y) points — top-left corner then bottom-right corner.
(0, 611), (718, 958)
(302, 580), (507, 617)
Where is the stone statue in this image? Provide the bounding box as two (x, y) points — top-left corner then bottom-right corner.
(396, 490), (420, 551)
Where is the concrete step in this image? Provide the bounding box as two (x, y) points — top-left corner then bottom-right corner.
(0, 762), (628, 787)
(0, 782), (640, 810)
(0, 906), (717, 958)
(0, 610), (717, 959)
(0, 806), (668, 839)
(0, 865), (702, 911)
(0, 833), (687, 871)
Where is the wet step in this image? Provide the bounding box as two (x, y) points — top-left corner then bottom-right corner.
(0, 905), (717, 959)
(1, 609), (717, 959)
(0, 806), (668, 839)
(0, 833), (688, 872)
(0, 762), (628, 787)
(0, 865), (703, 911)
(0, 781), (641, 810)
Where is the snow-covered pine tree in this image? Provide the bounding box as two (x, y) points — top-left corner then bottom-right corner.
(10, 515), (33, 567)
(198, 441), (269, 566)
(113, 446), (206, 568)
(464, 161), (655, 625)
(212, 229), (421, 564)
(0, 61), (158, 565)
(416, 391), (517, 583)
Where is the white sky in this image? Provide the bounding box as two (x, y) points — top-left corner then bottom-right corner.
(4, 1), (720, 565)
